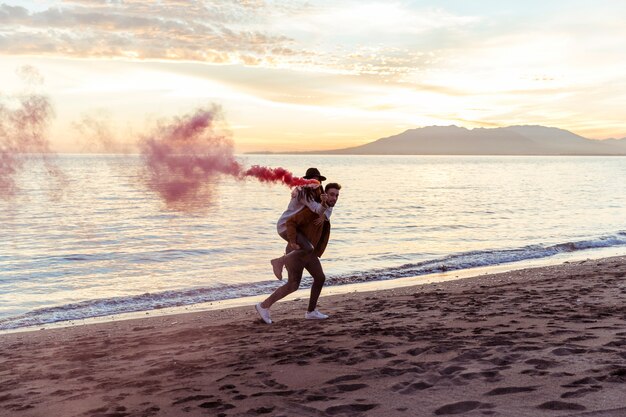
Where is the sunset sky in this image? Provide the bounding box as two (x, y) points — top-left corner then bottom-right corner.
(1, 0), (625, 153)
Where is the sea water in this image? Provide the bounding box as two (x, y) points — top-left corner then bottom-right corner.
(1, 154), (625, 330)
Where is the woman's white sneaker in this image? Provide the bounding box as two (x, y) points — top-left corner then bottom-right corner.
(305, 310), (329, 320)
(255, 303), (272, 324)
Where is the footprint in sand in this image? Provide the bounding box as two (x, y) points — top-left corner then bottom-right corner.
(134, 405), (160, 417)
(321, 383), (369, 395)
(524, 358), (558, 370)
(536, 400), (585, 411)
(171, 394), (214, 405)
(551, 347), (587, 356)
(561, 387), (601, 398)
(603, 368), (626, 383)
(250, 389), (297, 398)
(365, 350), (396, 359)
(325, 375), (362, 384)
(440, 365), (466, 376)
(198, 399), (235, 411)
(391, 381), (433, 394)
(335, 384), (369, 393)
(604, 338), (626, 348)
(561, 376), (601, 388)
(406, 347), (430, 356)
(325, 403), (378, 415)
(306, 394), (336, 402)
(434, 401), (493, 415)
(451, 349), (490, 362)
(484, 386), (537, 395)
(247, 406), (275, 414)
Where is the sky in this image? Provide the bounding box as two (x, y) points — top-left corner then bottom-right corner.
(1, 0), (626, 153)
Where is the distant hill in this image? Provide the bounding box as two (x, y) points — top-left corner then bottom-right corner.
(308, 125), (626, 155)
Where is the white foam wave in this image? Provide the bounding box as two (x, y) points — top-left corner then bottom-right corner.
(2, 231), (625, 330)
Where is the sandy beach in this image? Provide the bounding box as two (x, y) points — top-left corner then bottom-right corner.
(2, 256), (626, 417)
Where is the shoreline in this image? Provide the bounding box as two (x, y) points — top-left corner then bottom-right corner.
(2, 254), (626, 415)
(2, 245), (625, 335)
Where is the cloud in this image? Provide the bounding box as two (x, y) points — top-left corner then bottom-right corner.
(0, 1), (482, 79)
(268, 2), (480, 76)
(0, 2), (296, 64)
(288, 3), (478, 37)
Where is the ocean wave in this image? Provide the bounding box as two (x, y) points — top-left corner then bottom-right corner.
(330, 231), (626, 285)
(2, 231), (625, 330)
(0, 281), (281, 331)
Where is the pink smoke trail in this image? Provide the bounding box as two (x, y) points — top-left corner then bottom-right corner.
(138, 106), (318, 208)
(243, 165), (319, 187)
(139, 106), (242, 207)
(0, 67), (63, 198)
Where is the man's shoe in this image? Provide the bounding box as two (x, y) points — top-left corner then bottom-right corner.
(305, 309), (329, 320)
(255, 303), (272, 324)
(271, 258), (284, 280)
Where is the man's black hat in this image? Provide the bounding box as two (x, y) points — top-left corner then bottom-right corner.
(303, 167), (326, 181)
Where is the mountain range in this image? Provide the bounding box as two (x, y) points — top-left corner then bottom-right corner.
(306, 125), (626, 155)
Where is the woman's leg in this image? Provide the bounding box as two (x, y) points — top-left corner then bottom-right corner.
(283, 231), (314, 264)
(272, 230), (314, 279)
(271, 231), (290, 280)
(261, 258), (304, 309)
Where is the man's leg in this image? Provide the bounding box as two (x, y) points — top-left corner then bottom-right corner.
(256, 257), (305, 324)
(304, 255), (326, 315)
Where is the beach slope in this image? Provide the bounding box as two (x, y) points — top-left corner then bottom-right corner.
(2, 256), (626, 416)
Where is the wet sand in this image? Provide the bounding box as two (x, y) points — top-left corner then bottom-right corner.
(1, 256), (626, 417)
